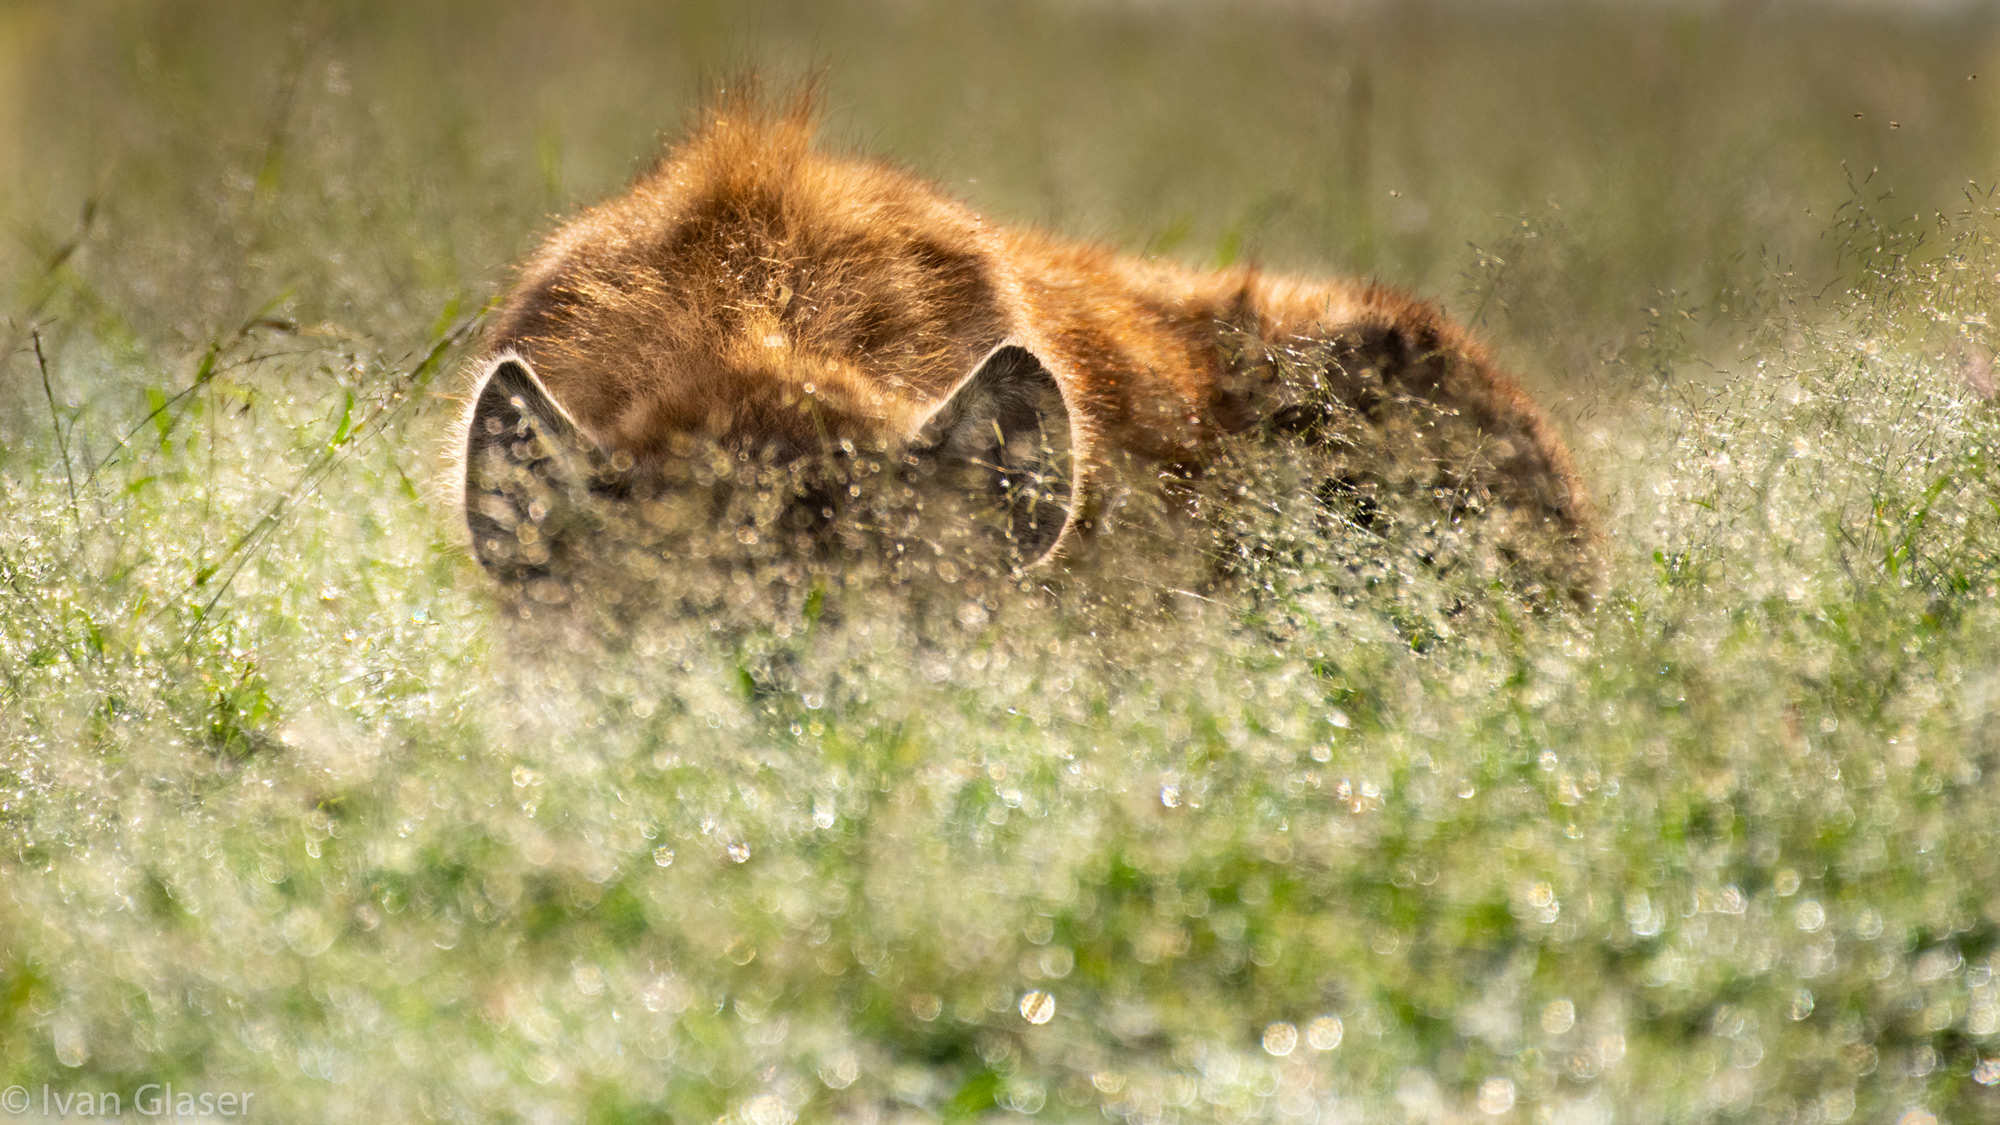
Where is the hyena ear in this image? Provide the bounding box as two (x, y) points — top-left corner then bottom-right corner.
(908, 343), (1077, 567)
(463, 354), (617, 582)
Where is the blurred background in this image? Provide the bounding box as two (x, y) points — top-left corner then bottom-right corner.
(5, 0), (1999, 411)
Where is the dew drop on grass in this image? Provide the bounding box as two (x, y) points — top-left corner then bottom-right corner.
(53, 1021), (88, 1068)
(1001, 1077), (1046, 1114)
(1819, 1089), (1857, 1123)
(1019, 990), (1055, 1024)
(1476, 1077), (1515, 1115)
(1540, 999), (1575, 1035)
(1261, 1022), (1298, 1056)
(742, 1093), (793, 1125)
(1037, 946), (1074, 978)
(1306, 1015), (1343, 1050)
(1796, 900), (1826, 932)
(653, 846), (675, 867)
(819, 1050), (860, 1089)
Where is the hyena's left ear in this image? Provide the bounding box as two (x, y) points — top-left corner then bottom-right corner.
(463, 353), (618, 582)
(908, 343), (1077, 568)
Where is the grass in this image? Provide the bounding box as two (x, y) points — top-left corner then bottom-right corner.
(2, 1), (2000, 1122)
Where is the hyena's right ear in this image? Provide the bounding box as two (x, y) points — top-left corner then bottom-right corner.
(462, 354), (617, 582)
(907, 343), (1078, 569)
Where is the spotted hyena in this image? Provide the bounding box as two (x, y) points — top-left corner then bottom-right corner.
(459, 87), (1597, 607)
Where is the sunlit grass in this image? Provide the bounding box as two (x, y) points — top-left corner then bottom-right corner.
(3, 3), (2000, 1123)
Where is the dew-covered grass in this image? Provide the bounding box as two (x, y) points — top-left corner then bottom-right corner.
(4, 2), (2000, 1123)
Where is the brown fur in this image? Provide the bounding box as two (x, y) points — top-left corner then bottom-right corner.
(468, 86), (1597, 596)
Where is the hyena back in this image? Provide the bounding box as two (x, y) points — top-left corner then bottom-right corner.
(461, 91), (1598, 605)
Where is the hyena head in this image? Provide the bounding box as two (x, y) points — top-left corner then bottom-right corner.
(460, 341), (1076, 596)
(454, 87), (1087, 600)
(457, 87), (1085, 602)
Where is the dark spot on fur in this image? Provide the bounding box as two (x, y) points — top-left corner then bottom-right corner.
(1314, 474), (1382, 531)
(1326, 320), (1451, 406)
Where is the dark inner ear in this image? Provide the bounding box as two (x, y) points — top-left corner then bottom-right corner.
(463, 356), (615, 581)
(909, 344), (1076, 566)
